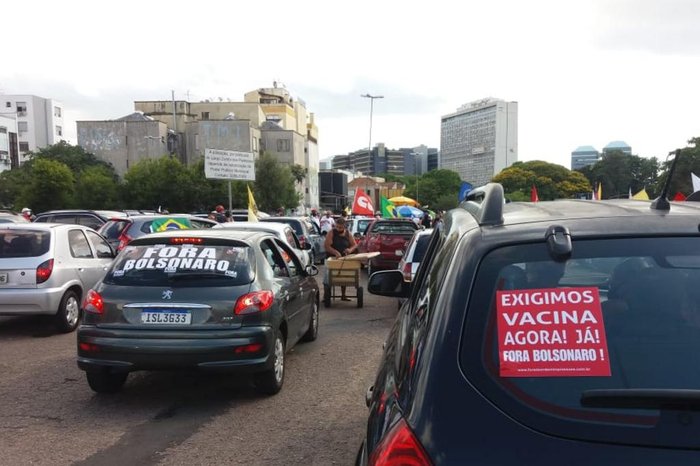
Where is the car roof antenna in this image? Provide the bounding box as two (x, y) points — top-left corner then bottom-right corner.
(650, 149), (681, 211)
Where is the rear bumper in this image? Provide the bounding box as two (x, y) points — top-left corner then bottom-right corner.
(0, 286), (66, 315)
(77, 325), (275, 373)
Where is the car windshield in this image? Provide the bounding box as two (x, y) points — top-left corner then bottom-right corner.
(103, 241), (254, 287)
(0, 230), (51, 257)
(463, 236), (700, 448)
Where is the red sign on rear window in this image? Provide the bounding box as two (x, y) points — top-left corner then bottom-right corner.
(496, 287), (611, 377)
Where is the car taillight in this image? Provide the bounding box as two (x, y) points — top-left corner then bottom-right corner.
(234, 290), (274, 315)
(117, 231), (132, 251)
(369, 418), (432, 466)
(36, 259), (54, 284)
(83, 289), (104, 314)
(401, 262), (412, 282)
(170, 237), (204, 245)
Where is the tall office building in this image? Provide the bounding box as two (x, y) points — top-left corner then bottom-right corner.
(1, 94), (64, 165)
(440, 98), (517, 186)
(571, 146), (600, 170)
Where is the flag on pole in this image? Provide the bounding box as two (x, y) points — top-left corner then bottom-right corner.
(632, 188), (649, 200)
(247, 184), (258, 222)
(530, 185), (539, 202)
(380, 196), (396, 218)
(597, 182), (603, 201)
(673, 192), (687, 202)
(692, 173), (700, 193)
(352, 188), (375, 216)
(458, 182), (473, 202)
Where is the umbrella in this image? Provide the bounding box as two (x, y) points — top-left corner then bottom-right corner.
(388, 196), (419, 206)
(395, 205), (423, 218)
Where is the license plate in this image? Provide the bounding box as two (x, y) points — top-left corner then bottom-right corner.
(141, 309), (191, 324)
(0, 273), (7, 285)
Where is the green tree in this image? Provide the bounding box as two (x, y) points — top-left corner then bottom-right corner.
(122, 157), (197, 212)
(254, 152), (301, 212)
(655, 137), (700, 196)
(17, 159), (75, 212)
(578, 151), (660, 199)
(75, 166), (120, 209)
(403, 169), (462, 209)
(290, 164), (307, 186)
(187, 159), (247, 212)
(0, 167), (31, 209)
(29, 141), (116, 176)
(493, 160), (591, 201)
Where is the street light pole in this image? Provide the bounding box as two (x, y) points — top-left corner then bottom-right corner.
(361, 93), (384, 173)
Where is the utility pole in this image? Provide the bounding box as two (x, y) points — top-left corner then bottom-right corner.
(361, 94), (383, 213)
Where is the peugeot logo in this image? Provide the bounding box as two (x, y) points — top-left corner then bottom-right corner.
(162, 290), (173, 300)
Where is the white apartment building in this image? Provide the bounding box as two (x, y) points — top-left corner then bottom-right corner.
(440, 98), (518, 186)
(0, 114), (19, 173)
(1, 95), (64, 164)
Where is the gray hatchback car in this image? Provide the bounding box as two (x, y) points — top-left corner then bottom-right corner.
(77, 229), (320, 395)
(0, 224), (115, 332)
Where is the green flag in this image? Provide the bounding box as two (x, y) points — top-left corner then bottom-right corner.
(380, 196), (396, 218)
(149, 217), (193, 232)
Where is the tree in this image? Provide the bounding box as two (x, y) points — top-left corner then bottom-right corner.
(577, 151), (660, 199)
(188, 159), (247, 212)
(493, 161), (590, 201)
(17, 159), (75, 212)
(402, 169), (462, 209)
(122, 157), (197, 212)
(75, 166), (120, 210)
(254, 152), (301, 212)
(0, 167), (31, 209)
(290, 164), (307, 186)
(655, 137), (700, 196)
(29, 141), (116, 177)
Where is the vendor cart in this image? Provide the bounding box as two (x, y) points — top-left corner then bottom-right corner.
(324, 258), (363, 308)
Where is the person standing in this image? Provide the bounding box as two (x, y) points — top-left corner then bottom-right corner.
(320, 211), (335, 235)
(310, 209), (321, 231)
(421, 211), (432, 228)
(324, 217), (357, 301)
(214, 205), (227, 223)
(21, 208), (33, 222)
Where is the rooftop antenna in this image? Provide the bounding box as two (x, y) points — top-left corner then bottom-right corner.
(650, 148), (681, 211)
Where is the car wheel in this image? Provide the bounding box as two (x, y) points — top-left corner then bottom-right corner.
(255, 332), (285, 395)
(323, 284), (332, 308)
(357, 287), (364, 308)
(301, 299), (319, 342)
(86, 371), (128, 393)
(54, 290), (81, 333)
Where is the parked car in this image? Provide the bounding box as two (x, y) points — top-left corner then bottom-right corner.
(98, 215), (217, 252)
(33, 209), (128, 230)
(360, 179), (700, 464)
(360, 218), (419, 276)
(0, 223), (115, 332)
(260, 217), (326, 264)
(77, 229), (320, 394)
(0, 210), (30, 223)
(213, 221), (313, 267)
(397, 228), (432, 283)
(347, 216), (374, 240)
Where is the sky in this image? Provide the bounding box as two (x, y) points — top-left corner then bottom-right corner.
(1, 0), (699, 168)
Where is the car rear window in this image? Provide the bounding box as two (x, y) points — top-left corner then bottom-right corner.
(357, 219), (372, 234)
(262, 219), (303, 237)
(370, 222), (418, 234)
(139, 217), (194, 234)
(462, 237), (700, 449)
(411, 235), (430, 263)
(99, 219), (131, 240)
(103, 240), (254, 287)
(0, 230), (51, 257)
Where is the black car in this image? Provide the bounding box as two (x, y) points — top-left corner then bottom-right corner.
(77, 229), (320, 395)
(361, 181), (700, 464)
(33, 209), (128, 230)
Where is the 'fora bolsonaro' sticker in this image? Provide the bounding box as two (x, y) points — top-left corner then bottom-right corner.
(117, 246), (241, 274)
(496, 287), (611, 378)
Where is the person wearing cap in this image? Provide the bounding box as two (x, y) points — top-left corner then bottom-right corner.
(374, 211), (382, 219)
(214, 205), (227, 223)
(21, 208), (33, 221)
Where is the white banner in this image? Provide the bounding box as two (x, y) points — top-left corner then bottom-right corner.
(204, 149), (255, 181)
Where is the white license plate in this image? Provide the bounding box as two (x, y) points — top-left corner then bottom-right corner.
(0, 273), (7, 285)
(141, 310), (191, 324)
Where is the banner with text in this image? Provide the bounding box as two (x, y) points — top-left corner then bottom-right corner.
(204, 149), (255, 181)
(496, 287), (611, 377)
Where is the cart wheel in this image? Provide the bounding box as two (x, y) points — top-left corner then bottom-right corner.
(324, 284), (331, 308)
(357, 287), (364, 308)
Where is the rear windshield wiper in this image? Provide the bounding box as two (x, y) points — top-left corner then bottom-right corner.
(581, 389), (700, 410)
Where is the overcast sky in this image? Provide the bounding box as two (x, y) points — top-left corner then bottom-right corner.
(2, 0), (699, 167)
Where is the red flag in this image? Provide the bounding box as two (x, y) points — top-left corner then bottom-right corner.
(352, 188), (375, 215)
(673, 192), (687, 202)
(530, 185), (539, 202)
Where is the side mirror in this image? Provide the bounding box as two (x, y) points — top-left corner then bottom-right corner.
(303, 243), (313, 250)
(305, 264), (319, 276)
(368, 270), (410, 298)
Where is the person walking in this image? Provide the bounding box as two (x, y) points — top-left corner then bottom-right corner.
(310, 209), (321, 231)
(323, 217), (357, 301)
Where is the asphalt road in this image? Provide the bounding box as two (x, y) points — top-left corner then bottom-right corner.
(0, 269), (397, 466)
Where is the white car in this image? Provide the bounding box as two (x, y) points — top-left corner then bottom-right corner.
(397, 228), (433, 282)
(347, 216), (374, 240)
(213, 222), (313, 267)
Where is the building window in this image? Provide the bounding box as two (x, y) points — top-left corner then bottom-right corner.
(276, 139), (290, 152)
(54, 106), (62, 117)
(5, 102), (10, 108)
(19, 142), (29, 152)
(16, 102), (27, 115)
(56, 125), (62, 136)
(17, 122), (28, 133)
(201, 112), (209, 120)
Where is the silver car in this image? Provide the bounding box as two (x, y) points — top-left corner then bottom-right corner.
(0, 224), (115, 332)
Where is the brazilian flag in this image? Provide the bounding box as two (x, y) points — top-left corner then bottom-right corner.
(150, 217), (192, 232)
(380, 196), (396, 218)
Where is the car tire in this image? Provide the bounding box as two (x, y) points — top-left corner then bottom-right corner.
(255, 332), (285, 395)
(357, 287), (364, 308)
(54, 290), (81, 333)
(86, 371), (128, 393)
(301, 299), (319, 342)
(323, 284), (331, 308)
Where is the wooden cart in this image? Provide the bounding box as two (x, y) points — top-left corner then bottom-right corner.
(324, 258), (363, 308)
